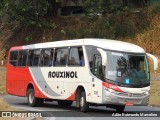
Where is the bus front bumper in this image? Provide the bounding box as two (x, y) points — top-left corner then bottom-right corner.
(103, 90), (149, 106)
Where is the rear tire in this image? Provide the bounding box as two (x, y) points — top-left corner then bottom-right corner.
(79, 91), (89, 112)
(57, 100), (73, 106)
(27, 89), (41, 107)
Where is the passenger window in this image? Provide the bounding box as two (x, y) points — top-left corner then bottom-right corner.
(40, 49), (53, 66)
(68, 47), (84, 66)
(54, 48), (68, 66)
(18, 51), (27, 67)
(28, 50), (40, 66)
(10, 51), (18, 66)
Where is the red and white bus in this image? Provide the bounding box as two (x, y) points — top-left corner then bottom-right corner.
(6, 39), (158, 112)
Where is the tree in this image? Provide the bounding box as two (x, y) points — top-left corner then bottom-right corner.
(0, 0), (10, 17)
(47, 0), (59, 17)
(8, 0), (49, 27)
(83, 0), (151, 15)
(84, 0), (127, 15)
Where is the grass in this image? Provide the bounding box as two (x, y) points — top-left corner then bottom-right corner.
(0, 97), (43, 120)
(133, 13), (160, 55)
(0, 98), (17, 111)
(149, 80), (160, 106)
(0, 98), (43, 120)
(0, 98), (26, 120)
(0, 67), (6, 95)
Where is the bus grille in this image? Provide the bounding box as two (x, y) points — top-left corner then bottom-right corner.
(118, 92), (144, 97)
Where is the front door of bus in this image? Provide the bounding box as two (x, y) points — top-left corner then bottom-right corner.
(91, 55), (103, 103)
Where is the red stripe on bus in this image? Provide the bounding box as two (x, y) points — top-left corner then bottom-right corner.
(65, 92), (76, 101)
(10, 46), (23, 51)
(102, 82), (123, 92)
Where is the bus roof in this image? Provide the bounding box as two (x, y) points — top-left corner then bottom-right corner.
(10, 38), (145, 53)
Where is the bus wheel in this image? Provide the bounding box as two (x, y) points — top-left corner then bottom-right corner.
(27, 89), (39, 107)
(116, 105), (125, 112)
(79, 91), (89, 112)
(57, 100), (73, 106)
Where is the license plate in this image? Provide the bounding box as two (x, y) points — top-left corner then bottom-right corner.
(125, 102), (134, 106)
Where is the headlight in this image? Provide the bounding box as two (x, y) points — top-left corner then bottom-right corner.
(143, 91), (149, 96)
(105, 88), (121, 94)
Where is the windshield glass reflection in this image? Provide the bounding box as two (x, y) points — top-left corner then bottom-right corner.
(105, 52), (149, 86)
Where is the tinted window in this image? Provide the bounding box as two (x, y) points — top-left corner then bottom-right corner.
(93, 55), (103, 79)
(10, 51), (18, 66)
(54, 48), (68, 66)
(86, 46), (103, 79)
(68, 47), (84, 66)
(28, 50), (40, 66)
(18, 51), (27, 66)
(40, 49), (54, 66)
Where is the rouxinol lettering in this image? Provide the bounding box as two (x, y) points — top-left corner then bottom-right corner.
(48, 71), (78, 78)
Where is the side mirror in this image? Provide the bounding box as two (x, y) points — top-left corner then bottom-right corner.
(97, 48), (107, 66)
(146, 53), (158, 71)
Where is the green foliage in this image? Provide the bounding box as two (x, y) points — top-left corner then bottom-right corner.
(65, 17), (113, 39)
(64, 9), (152, 40)
(25, 34), (32, 42)
(1, 0), (156, 43)
(115, 20), (135, 38)
(151, 4), (160, 16)
(84, 0), (128, 16)
(0, 0), (11, 17)
(9, 0), (49, 27)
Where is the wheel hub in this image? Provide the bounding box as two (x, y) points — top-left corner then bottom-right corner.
(80, 96), (84, 107)
(29, 92), (34, 103)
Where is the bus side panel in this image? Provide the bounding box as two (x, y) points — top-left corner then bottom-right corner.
(6, 64), (25, 96)
(64, 82), (76, 101)
(6, 63), (48, 98)
(16, 68), (27, 96)
(6, 64), (18, 95)
(25, 68), (49, 99)
(6, 77), (16, 95)
(26, 68), (53, 99)
(17, 80), (25, 96)
(25, 79), (47, 98)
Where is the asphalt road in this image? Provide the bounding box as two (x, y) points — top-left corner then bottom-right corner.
(1, 95), (160, 118)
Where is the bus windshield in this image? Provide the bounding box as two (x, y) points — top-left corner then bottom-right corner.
(105, 51), (150, 87)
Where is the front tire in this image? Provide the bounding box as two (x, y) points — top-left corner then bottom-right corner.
(27, 89), (41, 107)
(116, 105), (125, 112)
(79, 91), (89, 112)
